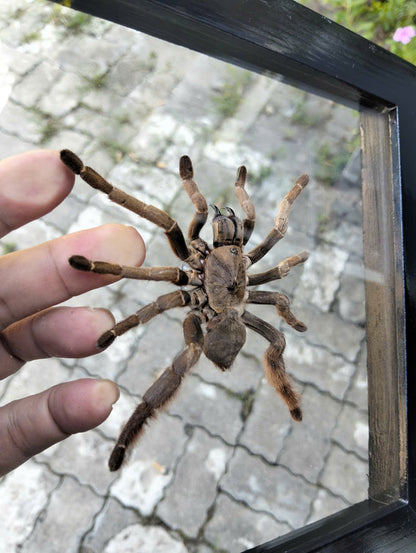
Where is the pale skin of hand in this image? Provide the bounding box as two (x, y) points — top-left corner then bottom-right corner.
(0, 150), (145, 476)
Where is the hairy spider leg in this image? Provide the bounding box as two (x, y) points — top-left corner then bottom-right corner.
(247, 251), (309, 286)
(97, 290), (191, 349)
(245, 173), (309, 266)
(247, 290), (307, 332)
(60, 149), (190, 261)
(179, 155), (209, 243)
(69, 255), (191, 285)
(242, 310), (302, 421)
(109, 311), (204, 471)
(234, 165), (256, 245)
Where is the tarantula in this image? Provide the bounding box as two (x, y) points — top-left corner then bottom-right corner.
(60, 149), (309, 471)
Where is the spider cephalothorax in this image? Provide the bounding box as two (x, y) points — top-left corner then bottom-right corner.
(60, 149), (309, 471)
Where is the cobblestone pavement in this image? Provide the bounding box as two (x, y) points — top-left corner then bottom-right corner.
(0, 2), (368, 552)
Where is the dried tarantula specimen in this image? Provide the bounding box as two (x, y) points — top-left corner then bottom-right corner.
(60, 149), (309, 471)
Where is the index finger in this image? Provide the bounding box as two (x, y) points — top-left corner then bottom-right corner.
(0, 150), (74, 237)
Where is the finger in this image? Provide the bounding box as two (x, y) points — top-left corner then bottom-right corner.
(0, 223), (145, 329)
(0, 150), (74, 237)
(0, 306), (116, 379)
(0, 378), (119, 476)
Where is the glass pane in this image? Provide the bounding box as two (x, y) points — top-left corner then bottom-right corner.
(0, 1), (367, 552)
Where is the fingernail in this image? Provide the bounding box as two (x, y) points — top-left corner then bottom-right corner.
(91, 308), (115, 334)
(92, 379), (120, 410)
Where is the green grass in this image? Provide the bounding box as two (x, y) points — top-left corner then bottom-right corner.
(82, 72), (108, 90)
(212, 68), (252, 118)
(47, 3), (92, 34)
(22, 31), (41, 43)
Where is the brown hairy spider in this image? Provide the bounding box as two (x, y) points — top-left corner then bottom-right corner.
(60, 149), (309, 471)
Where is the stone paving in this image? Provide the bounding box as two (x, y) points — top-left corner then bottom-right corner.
(0, 1), (367, 552)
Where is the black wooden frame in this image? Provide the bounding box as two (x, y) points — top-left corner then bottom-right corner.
(49, 1), (416, 551)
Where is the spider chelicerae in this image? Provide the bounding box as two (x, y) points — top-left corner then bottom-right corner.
(60, 149), (309, 471)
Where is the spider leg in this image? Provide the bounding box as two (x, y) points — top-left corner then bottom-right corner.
(247, 290), (307, 332)
(68, 255), (202, 285)
(248, 251), (309, 286)
(97, 290), (190, 349)
(108, 311), (204, 470)
(242, 310), (302, 421)
(234, 165), (256, 245)
(245, 173), (309, 266)
(60, 149), (190, 261)
(179, 156), (209, 247)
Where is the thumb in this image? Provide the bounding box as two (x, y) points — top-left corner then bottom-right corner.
(0, 378), (119, 476)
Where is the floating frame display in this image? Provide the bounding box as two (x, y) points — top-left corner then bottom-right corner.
(48, 1), (416, 551)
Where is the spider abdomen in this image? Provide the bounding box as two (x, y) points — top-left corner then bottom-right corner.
(203, 309), (246, 370)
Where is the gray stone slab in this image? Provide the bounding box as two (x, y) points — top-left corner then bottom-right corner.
(238, 379), (292, 462)
(324, 221), (364, 256)
(196, 350), (263, 395)
(308, 488), (349, 525)
(169, 374), (244, 445)
(319, 443), (368, 504)
(103, 524), (188, 553)
(108, 160), (181, 207)
(0, 358), (85, 406)
(38, 430), (117, 496)
(108, 410), (188, 515)
(38, 71), (85, 118)
(81, 497), (139, 553)
(336, 254), (366, 324)
(284, 332), (356, 400)
(291, 302), (365, 363)
(56, 34), (129, 77)
(332, 403), (368, 459)
(278, 386), (343, 483)
(117, 314), (185, 396)
(106, 55), (151, 97)
(0, 130), (35, 157)
(0, 460), (59, 552)
(299, 242), (349, 312)
(41, 193), (85, 233)
(20, 476), (104, 553)
(130, 111), (180, 163)
(157, 428), (233, 538)
(163, 73), (222, 129)
(346, 343), (368, 410)
(0, 42), (39, 76)
(0, 100), (44, 143)
(221, 447), (316, 528)
(324, 104), (359, 144)
(4, 218), (60, 250)
(204, 493), (291, 553)
(43, 128), (91, 153)
(11, 61), (62, 106)
(0, 4), (45, 48)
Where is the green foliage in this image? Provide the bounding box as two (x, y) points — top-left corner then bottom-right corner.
(39, 117), (61, 144)
(212, 68), (252, 118)
(1, 242), (17, 254)
(314, 134), (358, 186)
(81, 72), (108, 91)
(47, 3), (92, 34)
(22, 31), (41, 43)
(99, 139), (129, 162)
(250, 165), (273, 185)
(300, 0), (416, 65)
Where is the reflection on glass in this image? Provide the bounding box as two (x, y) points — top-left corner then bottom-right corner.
(0, 1), (367, 552)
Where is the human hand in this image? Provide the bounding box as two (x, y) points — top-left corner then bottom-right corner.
(0, 150), (145, 476)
